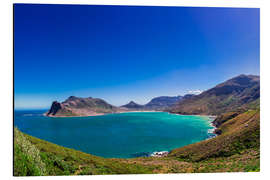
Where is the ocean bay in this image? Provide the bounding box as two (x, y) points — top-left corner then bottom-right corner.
(14, 110), (215, 158)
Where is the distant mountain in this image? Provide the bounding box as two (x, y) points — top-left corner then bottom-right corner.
(121, 96), (186, 111)
(121, 101), (144, 109)
(144, 96), (183, 110)
(169, 74), (260, 115)
(181, 94), (195, 100)
(46, 96), (118, 117)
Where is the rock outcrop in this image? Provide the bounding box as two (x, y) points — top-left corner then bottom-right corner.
(47, 101), (63, 116)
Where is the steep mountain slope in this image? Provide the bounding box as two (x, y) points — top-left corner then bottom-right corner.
(144, 96), (183, 110)
(170, 75), (260, 115)
(46, 96), (118, 117)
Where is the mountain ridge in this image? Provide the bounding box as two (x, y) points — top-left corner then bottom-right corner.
(144, 95), (183, 110)
(47, 95), (190, 116)
(46, 96), (118, 117)
(46, 74), (259, 117)
(120, 101), (144, 109)
(16, 74), (260, 175)
(169, 74), (260, 115)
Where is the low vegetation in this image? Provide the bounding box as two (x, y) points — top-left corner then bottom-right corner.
(169, 109), (259, 162)
(14, 108), (260, 175)
(14, 74), (260, 175)
(14, 127), (158, 176)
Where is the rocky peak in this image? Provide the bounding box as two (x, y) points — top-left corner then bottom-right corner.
(47, 101), (63, 116)
(128, 101), (136, 105)
(121, 101), (143, 109)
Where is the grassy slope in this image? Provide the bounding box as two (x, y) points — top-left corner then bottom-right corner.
(14, 109), (260, 176)
(169, 110), (259, 161)
(121, 109), (260, 173)
(14, 128), (158, 176)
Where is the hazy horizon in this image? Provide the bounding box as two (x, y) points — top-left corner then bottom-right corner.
(14, 4), (260, 109)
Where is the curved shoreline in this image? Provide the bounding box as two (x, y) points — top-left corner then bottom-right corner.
(167, 112), (218, 135)
(44, 111), (219, 138)
(41, 111), (219, 158)
(43, 110), (162, 118)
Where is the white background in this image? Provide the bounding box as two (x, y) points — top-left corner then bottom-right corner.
(0, 0), (269, 180)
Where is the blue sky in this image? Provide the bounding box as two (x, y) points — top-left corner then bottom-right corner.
(14, 4), (260, 109)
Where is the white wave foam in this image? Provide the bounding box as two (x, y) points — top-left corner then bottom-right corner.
(150, 151), (169, 157)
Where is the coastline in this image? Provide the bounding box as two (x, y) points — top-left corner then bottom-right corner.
(45, 111), (219, 138)
(45, 113), (105, 118)
(29, 110), (219, 159)
(202, 115), (218, 137)
(148, 113), (218, 157)
(44, 110), (162, 118)
(168, 112), (218, 137)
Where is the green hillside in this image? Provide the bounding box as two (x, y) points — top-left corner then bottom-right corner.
(169, 109), (260, 162)
(14, 128), (156, 176)
(14, 74), (260, 175)
(14, 108), (260, 175)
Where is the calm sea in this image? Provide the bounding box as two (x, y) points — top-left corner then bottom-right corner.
(14, 110), (215, 158)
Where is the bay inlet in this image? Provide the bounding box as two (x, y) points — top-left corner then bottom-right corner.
(14, 110), (215, 158)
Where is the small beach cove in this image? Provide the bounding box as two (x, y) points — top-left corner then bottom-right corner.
(15, 110), (216, 158)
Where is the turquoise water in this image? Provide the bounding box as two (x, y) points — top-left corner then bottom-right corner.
(14, 110), (215, 158)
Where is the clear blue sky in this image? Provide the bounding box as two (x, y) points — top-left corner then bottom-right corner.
(14, 4), (260, 109)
